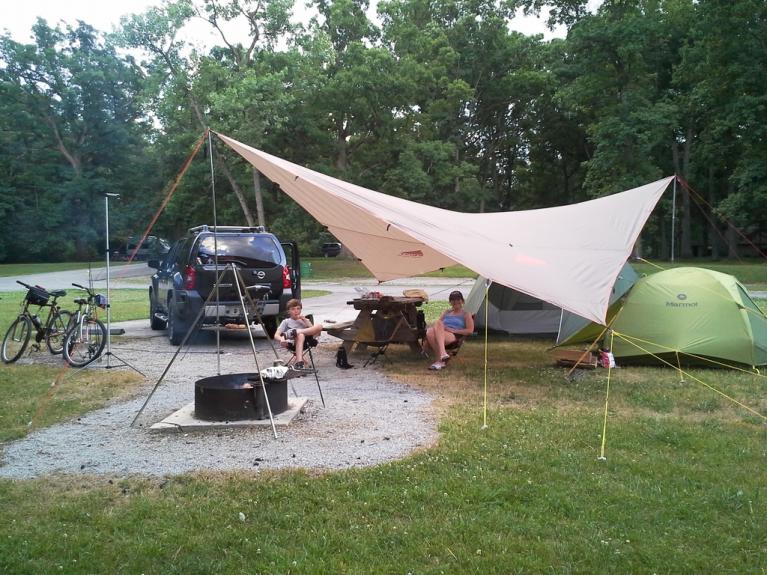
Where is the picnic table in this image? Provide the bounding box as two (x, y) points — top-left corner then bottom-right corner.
(325, 296), (426, 359)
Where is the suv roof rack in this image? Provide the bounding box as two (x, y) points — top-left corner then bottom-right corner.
(188, 225), (267, 234)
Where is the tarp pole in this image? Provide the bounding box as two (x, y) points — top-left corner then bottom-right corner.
(482, 279), (490, 429)
(598, 331), (615, 461)
(671, 176), (677, 262)
(208, 128), (221, 376)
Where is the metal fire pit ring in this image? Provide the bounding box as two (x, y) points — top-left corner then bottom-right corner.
(195, 373), (288, 421)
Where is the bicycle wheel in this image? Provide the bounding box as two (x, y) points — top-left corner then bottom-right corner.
(2, 315), (32, 364)
(45, 310), (72, 355)
(63, 317), (107, 367)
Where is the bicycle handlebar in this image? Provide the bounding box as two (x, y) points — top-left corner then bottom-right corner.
(72, 283), (96, 296)
(16, 280), (32, 289)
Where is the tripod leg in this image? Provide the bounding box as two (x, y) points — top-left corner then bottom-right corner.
(308, 347), (325, 408)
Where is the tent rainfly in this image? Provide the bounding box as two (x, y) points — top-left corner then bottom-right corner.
(215, 132), (673, 325)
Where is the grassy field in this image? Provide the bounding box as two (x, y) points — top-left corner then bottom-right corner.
(0, 337), (764, 572)
(0, 262), (133, 277)
(2, 257), (765, 284)
(0, 288), (330, 330)
(0, 262), (765, 573)
(632, 258), (767, 286)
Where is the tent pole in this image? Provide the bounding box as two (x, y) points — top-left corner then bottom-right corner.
(671, 176), (677, 262)
(482, 279), (490, 429)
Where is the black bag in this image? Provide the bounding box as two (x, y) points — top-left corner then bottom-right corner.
(336, 346), (353, 369)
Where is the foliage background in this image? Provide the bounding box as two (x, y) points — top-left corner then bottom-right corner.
(1, 0), (766, 262)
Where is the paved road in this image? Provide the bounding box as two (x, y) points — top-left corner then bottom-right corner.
(0, 262), (152, 291)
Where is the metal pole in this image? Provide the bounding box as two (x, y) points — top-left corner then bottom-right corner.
(104, 194), (114, 364)
(208, 129), (221, 375)
(232, 265), (278, 438)
(671, 177), (677, 262)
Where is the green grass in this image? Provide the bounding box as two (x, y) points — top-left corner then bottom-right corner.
(0, 267), (766, 573)
(0, 366), (144, 444)
(632, 259), (767, 285)
(2, 257), (765, 284)
(0, 288), (330, 331)
(302, 257), (476, 280)
(0, 262), (131, 277)
(0, 339), (764, 572)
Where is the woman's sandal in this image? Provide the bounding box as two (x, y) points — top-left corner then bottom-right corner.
(428, 362), (445, 371)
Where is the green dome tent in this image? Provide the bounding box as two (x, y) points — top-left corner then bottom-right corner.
(557, 267), (767, 367)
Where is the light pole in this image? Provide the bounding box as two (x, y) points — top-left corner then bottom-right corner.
(102, 193), (142, 374)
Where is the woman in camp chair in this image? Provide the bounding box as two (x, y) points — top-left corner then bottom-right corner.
(276, 299), (323, 369)
(424, 290), (474, 370)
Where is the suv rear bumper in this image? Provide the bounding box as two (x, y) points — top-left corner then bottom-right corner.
(177, 292), (280, 324)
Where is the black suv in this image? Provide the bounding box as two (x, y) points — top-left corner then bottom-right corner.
(148, 225), (301, 344)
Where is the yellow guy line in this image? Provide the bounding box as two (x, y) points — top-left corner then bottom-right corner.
(616, 332), (767, 378)
(636, 257), (666, 271)
(612, 331), (767, 422)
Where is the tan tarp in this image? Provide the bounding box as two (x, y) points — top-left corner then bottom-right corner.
(216, 132), (672, 325)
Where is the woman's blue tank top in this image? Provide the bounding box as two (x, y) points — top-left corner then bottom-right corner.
(443, 313), (466, 330)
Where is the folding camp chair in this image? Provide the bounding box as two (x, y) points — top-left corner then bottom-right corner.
(285, 335), (325, 407)
(430, 314), (475, 368)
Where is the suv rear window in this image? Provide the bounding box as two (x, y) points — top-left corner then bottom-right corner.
(196, 235), (283, 267)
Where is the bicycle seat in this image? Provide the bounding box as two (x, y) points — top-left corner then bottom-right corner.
(49, 290), (66, 298)
(74, 298), (87, 305)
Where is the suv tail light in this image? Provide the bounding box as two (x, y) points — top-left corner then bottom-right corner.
(183, 265), (197, 290)
(282, 265), (292, 289)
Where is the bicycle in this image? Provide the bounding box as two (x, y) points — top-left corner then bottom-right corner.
(62, 283), (108, 368)
(1, 281), (72, 364)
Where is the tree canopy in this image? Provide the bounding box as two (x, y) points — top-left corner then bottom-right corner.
(0, 0), (764, 262)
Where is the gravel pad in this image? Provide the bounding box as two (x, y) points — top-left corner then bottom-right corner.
(0, 331), (438, 478)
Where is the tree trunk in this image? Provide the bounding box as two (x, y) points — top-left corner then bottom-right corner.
(335, 122), (348, 172)
(708, 167), (721, 259)
(726, 225), (739, 259)
(672, 130), (693, 259)
(253, 168), (265, 227)
(188, 89), (254, 225)
(217, 158), (255, 227)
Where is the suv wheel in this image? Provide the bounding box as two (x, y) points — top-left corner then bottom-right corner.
(149, 290), (167, 330)
(168, 298), (186, 345)
(262, 317), (278, 338)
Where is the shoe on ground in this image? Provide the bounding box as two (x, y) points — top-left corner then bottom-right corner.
(428, 361), (445, 371)
(440, 354), (450, 362)
(294, 361), (305, 370)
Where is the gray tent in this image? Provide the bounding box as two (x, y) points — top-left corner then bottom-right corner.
(465, 262), (639, 337)
(465, 279), (563, 335)
(556, 262), (639, 345)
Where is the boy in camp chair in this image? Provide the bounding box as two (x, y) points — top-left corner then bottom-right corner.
(423, 290), (474, 370)
(275, 298), (323, 369)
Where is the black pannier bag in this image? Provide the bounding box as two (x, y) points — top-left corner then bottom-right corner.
(25, 286), (50, 307)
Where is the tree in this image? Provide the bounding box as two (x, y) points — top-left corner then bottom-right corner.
(0, 20), (150, 261)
